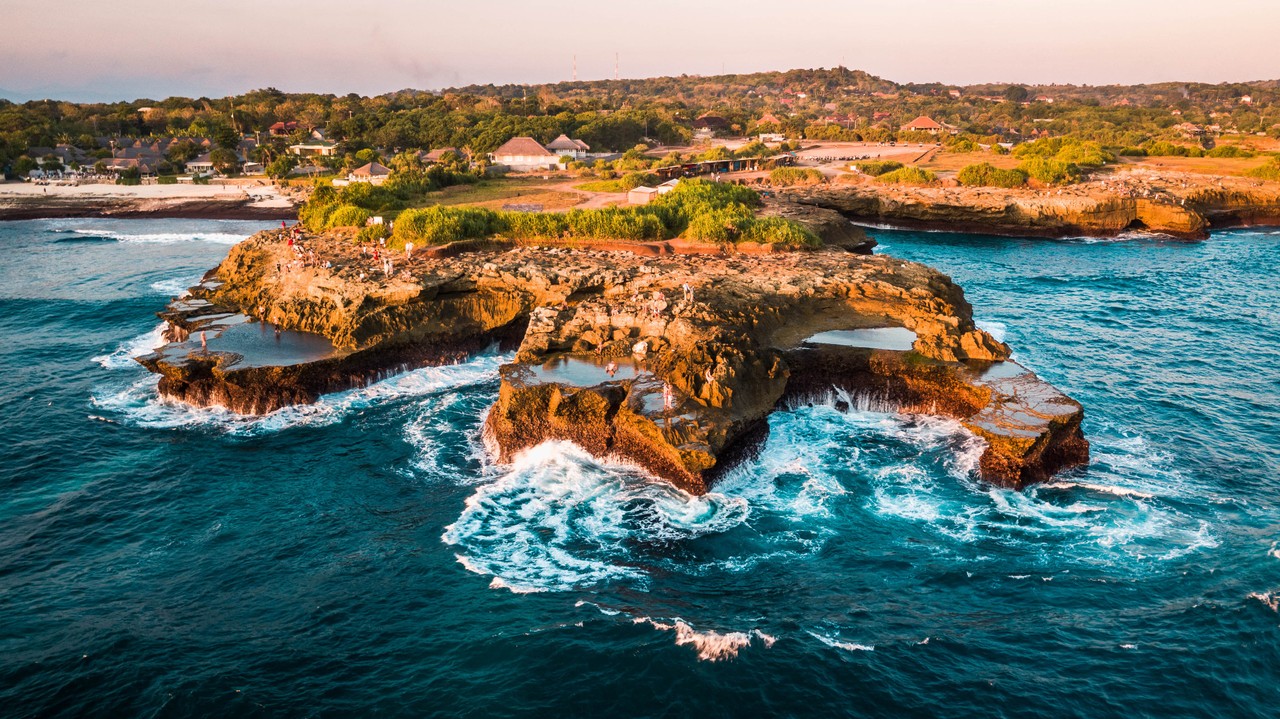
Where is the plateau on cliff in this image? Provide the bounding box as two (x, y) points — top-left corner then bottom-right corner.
(137, 227), (1088, 492)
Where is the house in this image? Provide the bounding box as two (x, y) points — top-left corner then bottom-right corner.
(693, 114), (730, 132)
(657, 178), (680, 195)
(289, 141), (339, 157)
(627, 186), (659, 205)
(757, 133), (786, 143)
(490, 137), (558, 171)
(1176, 122), (1206, 138)
(545, 134), (591, 160)
(1240, 95), (1254, 106)
(349, 161), (392, 184)
(269, 121), (299, 136)
(241, 161), (265, 175)
(423, 147), (465, 164)
(900, 115), (945, 134)
(948, 89), (962, 98)
(186, 153), (216, 174)
(1035, 95), (1055, 104)
(756, 112), (783, 127)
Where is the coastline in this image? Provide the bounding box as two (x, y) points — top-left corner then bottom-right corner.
(0, 181), (298, 221)
(783, 170), (1280, 241)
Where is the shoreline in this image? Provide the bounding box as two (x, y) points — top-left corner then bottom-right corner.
(0, 180), (298, 221)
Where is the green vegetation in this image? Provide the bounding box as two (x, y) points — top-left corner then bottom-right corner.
(1142, 141), (1204, 157)
(1012, 137), (1112, 185)
(876, 166), (936, 185)
(1245, 157), (1280, 181)
(854, 160), (904, 176)
(957, 163), (1028, 188)
(769, 167), (825, 186)
(315, 180), (819, 249)
(575, 171), (660, 193)
(1207, 145), (1256, 158)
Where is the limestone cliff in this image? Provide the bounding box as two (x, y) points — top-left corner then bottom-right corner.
(785, 173), (1280, 240)
(138, 229), (1087, 492)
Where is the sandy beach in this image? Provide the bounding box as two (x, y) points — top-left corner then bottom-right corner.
(0, 179), (296, 220)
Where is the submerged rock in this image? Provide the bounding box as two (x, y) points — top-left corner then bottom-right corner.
(138, 229), (1088, 490)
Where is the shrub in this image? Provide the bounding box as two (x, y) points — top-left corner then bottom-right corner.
(854, 160), (903, 176)
(356, 223), (390, 244)
(946, 138), (981, 153)
(1018, 156), (1081, 185)
(739, 217), (821, 247)
(325, 204), (371, 229)
(156, 175), (178, 185)
(400, 206), (502, 247)
(1014, 137), (1113, 167)
(1207, 145), (1256, 158)
(1118, 147), (1148, 157)
(876, 166), (937, 185)
(1245, 157), (1280, 181)
(957, 163), (1028, 188)
(769, 167), (825, 186)
(1142, 141), (1204, 158)
(683, 205), (754, 243)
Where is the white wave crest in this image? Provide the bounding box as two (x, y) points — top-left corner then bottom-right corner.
(149, 276), (203, 296)
(443, 441), (749, 593)
(72, 228), (250, 245)
(1248, 591), (1279, 613)
(90, 352), (509, 435)
(633, 617), (771, 661)
(92, 322), (168, 369)
(807, 630), (875, 653)
(975, 320), (1008, 343)
(1269, 542), (1280, 561)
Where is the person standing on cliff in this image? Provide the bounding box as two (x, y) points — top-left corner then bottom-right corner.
(199, 331), (207, 352)
(405, 241), (414, 260)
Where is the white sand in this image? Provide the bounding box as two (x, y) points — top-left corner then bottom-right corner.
(0, 179), (293, 208)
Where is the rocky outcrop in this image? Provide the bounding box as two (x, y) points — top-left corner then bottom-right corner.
(138, 229), (1088, 492)
(785, 174), (1280, 240)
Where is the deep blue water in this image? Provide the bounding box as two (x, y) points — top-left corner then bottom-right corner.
(1, 219), (1278, 718)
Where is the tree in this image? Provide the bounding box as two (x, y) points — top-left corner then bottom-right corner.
(265, 154), (298, 180)
(210, 148), (240, 175)
(1003, 85), (1029, 103)
(12, 155), (36, 176)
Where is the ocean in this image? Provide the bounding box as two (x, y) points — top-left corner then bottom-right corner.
(1, 218), (1277, 718)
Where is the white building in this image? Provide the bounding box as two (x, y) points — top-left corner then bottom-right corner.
(545, 134), (591, 160)
(349, 161), (392, 184)
(490, 137), (559, 171)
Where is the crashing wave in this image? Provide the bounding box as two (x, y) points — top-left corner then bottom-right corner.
(71, 228), (250, 245)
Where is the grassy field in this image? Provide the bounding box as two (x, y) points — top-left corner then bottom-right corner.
(408, 180), (584, 209)
(919, 151), (1022, 174)
(1116, 156), (1275, 176)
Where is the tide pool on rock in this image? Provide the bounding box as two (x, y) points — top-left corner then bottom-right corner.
(1, 219), (1278, 718)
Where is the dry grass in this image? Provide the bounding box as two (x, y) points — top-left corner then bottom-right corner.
(409, 179), (585, 209)
(919, 151), (1023, 174)
(1115, 156), (1275, 177)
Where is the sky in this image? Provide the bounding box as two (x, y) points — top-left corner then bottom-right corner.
(2, 0), (1278, 102)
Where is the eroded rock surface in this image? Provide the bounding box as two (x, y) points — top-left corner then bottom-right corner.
(138, 229), (1087, 491)
(786, 172), (1280, 240)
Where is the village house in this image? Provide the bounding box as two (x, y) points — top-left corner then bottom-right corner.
(269, 121), (299, 136)
(348, 161), (393, 184)
(626, 186), (659, 205)
(289, 140), (339, 157)
(185, 153), (215, 175)
(899, 115), (955, 135)
(422, 147), (466, 164)
(545, 134), (591, 160)
(489, 137), (559, 171)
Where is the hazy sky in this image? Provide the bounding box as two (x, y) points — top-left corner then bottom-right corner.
(2, 0), (1278, 101)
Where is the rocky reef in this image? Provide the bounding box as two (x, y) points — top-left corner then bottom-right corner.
(786, 173), (1280, 240)
(138, 226), (1088, 492)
